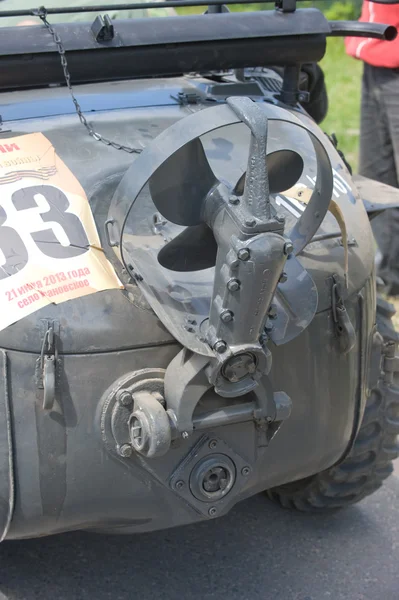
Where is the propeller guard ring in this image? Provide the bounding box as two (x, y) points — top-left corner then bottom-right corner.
(108, 98), (334, 357)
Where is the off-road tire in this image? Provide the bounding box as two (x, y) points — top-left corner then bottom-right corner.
(266, 296), (399, 511)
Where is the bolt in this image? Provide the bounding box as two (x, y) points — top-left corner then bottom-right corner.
(117, 390), (133, 407)
(209, 439), (218, 450)
(268, 305), (278, 320)
(298, 92), (307, 103)
(241, 466), (251, 477)
(229, 195), (240, 205)
(227, 278), (240, 292)
(265, 320), (274, 333)
(214, 340), (227, 354)
(118, 444), (133, 458)
(245, 218), (256, 227)
(182, 431), (189, 440)
(283, 241), (294, 256)
(175, 480), (185, 490)
(208, 507), (217, 517)
(237, 248), (250, 261)
(277, 215), (285, 223)
(220, 310), (234, 323)
(279, 272), (288, 284)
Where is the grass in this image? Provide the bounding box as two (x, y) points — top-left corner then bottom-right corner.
(320, 38), (363, 173)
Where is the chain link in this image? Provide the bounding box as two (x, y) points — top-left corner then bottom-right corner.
(35, 8), (142, 154)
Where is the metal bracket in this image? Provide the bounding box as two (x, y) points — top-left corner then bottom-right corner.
(163, 348), (292, 444)
(91, 14), (114, 43)
(275, 0), (297, 13)
(172, 92), (203, 106)
(169, 433), (252, 519)
(104, 218), (119, 247)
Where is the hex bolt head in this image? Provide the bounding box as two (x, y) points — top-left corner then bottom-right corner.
(279, 272), (288, 284)
(208, 507), (217, 517)
(220, 310), (234, 323)
(237, 248), (250, 261)
(229, 195), (240, 205)
(284, 241), (294, 256)
(182, 431), (189, 440)
(214, 340), (227, 354)
(245, 218), (256, 227)
(175, 480), (185, 490)
(118, 444), (133, 458)
(227, 278), (240, 292)
(209, 439), (218, 450)
(117, 390), (133, 407)
(241, 466), (251, 477)
(268, 305), (278, 320)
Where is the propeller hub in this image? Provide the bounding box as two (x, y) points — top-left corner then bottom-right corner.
(222, 353), (257, 383)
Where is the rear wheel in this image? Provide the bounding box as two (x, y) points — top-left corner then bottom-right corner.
(266, 296), (399, 511)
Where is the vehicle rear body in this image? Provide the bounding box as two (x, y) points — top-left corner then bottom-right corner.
(0, 75), (381, 539)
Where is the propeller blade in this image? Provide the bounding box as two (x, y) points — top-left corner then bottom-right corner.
(149, 138), (218, 226)
(157, 223), (218, 272)
(234, 149), (304, 197)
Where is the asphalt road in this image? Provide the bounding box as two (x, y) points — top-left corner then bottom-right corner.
(0, 463), (398, 600)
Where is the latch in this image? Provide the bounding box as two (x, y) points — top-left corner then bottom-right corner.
(35, 321), (60, 411)
(331, 274), (356, 355)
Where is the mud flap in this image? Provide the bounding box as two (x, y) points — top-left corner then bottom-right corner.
(0, 350), (14, 541)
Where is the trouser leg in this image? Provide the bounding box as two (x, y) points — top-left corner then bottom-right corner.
(359, 64), (399, 293)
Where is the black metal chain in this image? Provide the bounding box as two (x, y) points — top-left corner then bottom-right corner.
(35, 8), (142, 154)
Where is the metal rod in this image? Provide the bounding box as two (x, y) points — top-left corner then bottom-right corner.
(311, 231), (341, 242)
(0, 0), (285, 18)
(193, 403), (254, 430)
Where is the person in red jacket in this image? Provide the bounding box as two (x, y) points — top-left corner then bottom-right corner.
(346, 1), (399, 296)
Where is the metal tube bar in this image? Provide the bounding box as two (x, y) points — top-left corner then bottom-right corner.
(193, 402), (255, 430)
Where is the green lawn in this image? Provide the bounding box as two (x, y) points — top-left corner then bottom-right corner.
(321, 38), (363, 173)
